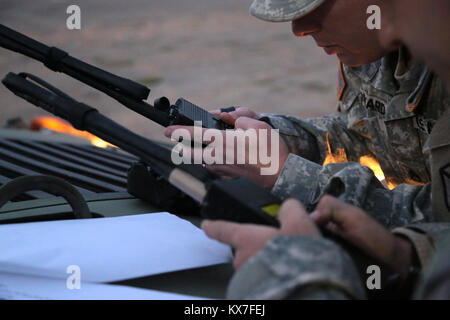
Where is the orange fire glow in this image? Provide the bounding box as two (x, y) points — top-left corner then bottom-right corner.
(322, 151), (395, 190)
(31, 116), (115, 149)
(359, 155), (386, 183)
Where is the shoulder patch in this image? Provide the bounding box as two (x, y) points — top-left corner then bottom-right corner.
(337, 63), (346, 101)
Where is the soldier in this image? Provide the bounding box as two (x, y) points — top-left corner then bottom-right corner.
(202, 0), (450, 300)
(377, 0), (450, 300)
(165, 0), (450, 228)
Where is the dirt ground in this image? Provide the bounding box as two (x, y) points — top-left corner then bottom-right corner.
(0, 0), (338, 142)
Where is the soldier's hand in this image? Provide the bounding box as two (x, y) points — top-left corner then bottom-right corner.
(311, 196), (414, 279)
(164, 116), (289, 189)
(201, 199), (321, 269)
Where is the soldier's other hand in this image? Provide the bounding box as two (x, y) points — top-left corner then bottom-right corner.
(311, 196), (413, 279)
(210, 107), (259, 126)
(201, 199), (321, 269)
(164, 117), (289, 189)
(206, 117), (289, 188)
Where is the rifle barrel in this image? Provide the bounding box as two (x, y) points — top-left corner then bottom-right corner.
(0, 24), (171, 126)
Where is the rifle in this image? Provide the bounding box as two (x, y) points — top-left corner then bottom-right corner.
(2, 72), (281, 227)
(0, 24), (232, 130)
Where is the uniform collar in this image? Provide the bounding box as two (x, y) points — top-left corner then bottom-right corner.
(344, 48), (432, 114)
(394, 47), (411, 81)
(395, 47), (432, 113)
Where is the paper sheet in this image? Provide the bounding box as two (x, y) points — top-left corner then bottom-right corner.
(0, 272), (204, 300)
(0, 212), (232, 282)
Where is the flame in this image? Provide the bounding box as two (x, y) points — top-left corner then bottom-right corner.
(31, 116), (115, 149)
(359, 156), (397, 190)
(359, 155), (386, 182)
(322, 149), (347, 166)
(322, 149), (396, 190)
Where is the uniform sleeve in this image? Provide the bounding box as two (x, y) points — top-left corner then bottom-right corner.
(392, 223), (450, 268)
(226, 235), (366, 300)
(259, 112), (373, 165)
(271, 154), (434, 229)
(412, 229), (450, 300)
(387, 223), (450, 299)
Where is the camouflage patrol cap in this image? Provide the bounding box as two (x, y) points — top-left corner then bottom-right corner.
(250, 0), (326, 22)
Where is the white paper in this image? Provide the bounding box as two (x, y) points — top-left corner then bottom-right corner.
(0, 212), (232, 282)
(0, 272), (204, 300)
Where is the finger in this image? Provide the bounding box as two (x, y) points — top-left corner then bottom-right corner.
(233, 248), (259, 270)
(323, 221), (345, 238)
(164, 125), (184, 138)
(278, 199), (306, 230)
(234, 117), (271, 130)
(228, 107), (258, 120)
(233, 251), (247, 269)
(278, 199), (321, 236)
(201, 220), (242, 247)
(311, 195), (356, 229)
(312, 196), (395, 262)
(218, 112), (237, 126)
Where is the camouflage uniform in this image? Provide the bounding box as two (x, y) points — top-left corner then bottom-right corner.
(413, 227), (450, 299)
(231, 0), (450, 301)
(260, 49), (450, 228)
(227, 235), (366, 299)
(233, 46), (450, 301)
(227, 223), (450, 300)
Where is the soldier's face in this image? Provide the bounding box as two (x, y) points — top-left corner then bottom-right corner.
(378, 0), (450, 85)
(291, 0), (389, 67)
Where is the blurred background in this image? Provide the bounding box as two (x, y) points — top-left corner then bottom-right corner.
(0, 0), (338, 142)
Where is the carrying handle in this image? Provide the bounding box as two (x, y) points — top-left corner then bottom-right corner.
(0, 175), (92, 219)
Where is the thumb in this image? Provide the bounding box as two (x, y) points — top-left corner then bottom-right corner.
(310, 195), (351, 228)
(278, 199), (321, 236)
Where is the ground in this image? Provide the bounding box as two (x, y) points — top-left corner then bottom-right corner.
(0, 0), (338, 142)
